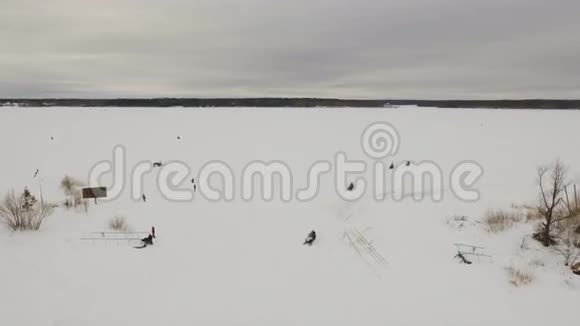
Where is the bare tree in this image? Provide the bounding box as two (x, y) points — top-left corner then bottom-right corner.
(534, 160), (580, 247)
(60, 175), (86, 210)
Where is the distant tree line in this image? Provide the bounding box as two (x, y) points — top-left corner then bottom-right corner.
(2, 98), (580, 109)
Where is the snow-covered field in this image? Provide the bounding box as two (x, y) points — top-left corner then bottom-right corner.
(1, 106), (580, 326)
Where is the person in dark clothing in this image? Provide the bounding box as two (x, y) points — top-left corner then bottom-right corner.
(142, 194), (147, 202)
(389, 162), (394, 169)
(135, 227), (156, 249)
(405, 161), (411, 166)
(347, 182), (354, 191)
(303, 230), (317, 246)
(141, 234), (154, 245)
(134, 233), (154, 249)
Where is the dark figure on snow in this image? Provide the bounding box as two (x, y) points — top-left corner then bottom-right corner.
(142, 194), (147, 202)
(191, 178), (197, 192)
(153, 161), (162, 167)
(303, 230), (316, 246)
(135, 234), (153, 249)
(389, 162), (394, 169)
(135, 227), (156, 249)
(405, 161), (411, 166)
(347, 182), (355, 191)
(455, 251), (472, 264)
(142, 234), (154, 245)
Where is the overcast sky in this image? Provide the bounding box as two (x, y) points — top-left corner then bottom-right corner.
(1, 0), (579, 99)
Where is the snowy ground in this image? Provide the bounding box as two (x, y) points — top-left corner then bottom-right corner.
(1, 106), (580, 326)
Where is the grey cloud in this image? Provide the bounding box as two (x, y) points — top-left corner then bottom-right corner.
(0, 0), (579, 98)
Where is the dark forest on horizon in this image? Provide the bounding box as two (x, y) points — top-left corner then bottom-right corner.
(2, 98), (580, 109)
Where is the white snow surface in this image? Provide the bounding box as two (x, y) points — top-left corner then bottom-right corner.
(1, 106), (580, 325)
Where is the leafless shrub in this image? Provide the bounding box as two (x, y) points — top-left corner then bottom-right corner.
(506, 266), (534, 287)
(60, 176), (88, 212)
(484, 209), (522, 233)
(0, 188), (54, 231)
(109, 216), (128, 231)
(553, 216), (580, 266)
(61, 175), (84, 196)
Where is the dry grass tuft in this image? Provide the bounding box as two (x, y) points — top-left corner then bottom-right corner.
(484, 209), (522, 233)
(108, 216), (128, 232)
(506, 266), (534, 287)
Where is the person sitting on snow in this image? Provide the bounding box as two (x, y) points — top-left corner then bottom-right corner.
(135, 226), (156, 249)
(347, 182), (355, 191)
(303, 230), (317, 246)
(141, 234), (154, 246)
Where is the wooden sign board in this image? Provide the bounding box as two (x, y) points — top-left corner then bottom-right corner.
(82, 187), (107, 199)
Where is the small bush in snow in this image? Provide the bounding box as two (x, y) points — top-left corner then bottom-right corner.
(484, 209), (522, 233)
(0, 188), (54, 231)
(60, 175), (88, 212)
(553, 217), (580, 266)
(109, 216), (128, 231)
(506, 267), (534, 287)
(61, 175), (84, 196)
